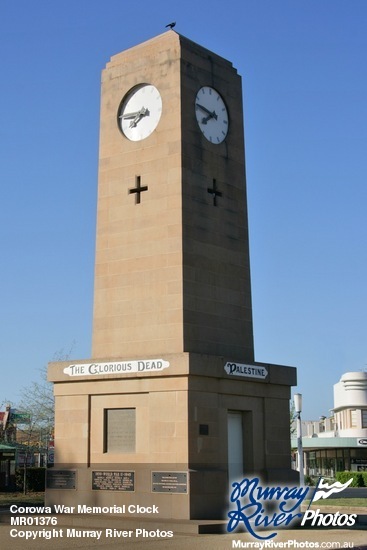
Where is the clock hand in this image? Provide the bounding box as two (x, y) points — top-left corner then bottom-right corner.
(120, 107), (149, 127)
(196, 103), (218, 123)
(129, 107), (150, 128)
(202, 113), (218, 124)
(120, 110), (144, 120)
(196, 103), (212, 115)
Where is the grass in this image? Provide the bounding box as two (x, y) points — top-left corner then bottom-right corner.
(306, 498), (367, 509)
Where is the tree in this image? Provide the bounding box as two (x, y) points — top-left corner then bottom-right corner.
(19, 364), (54, 430)
(290, 401), (297, 437)
(15, 346), (73, 491)
(18, 345), (74, 430)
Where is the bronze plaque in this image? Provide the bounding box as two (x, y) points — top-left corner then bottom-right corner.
(46, 470), (76, 489)
(152, 471), (187, 493)
(92, 470), (134, 491)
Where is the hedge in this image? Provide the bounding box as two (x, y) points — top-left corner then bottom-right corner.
(15, 467), (46, 492)
(335, 471), (365, 487)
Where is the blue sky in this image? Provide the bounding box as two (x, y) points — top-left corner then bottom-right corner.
(1, 1), (366, 420)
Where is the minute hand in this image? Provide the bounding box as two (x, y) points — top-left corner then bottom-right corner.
(120, 107), (149, 127)
(196, 103), (218, 121)
(120, 110), (144, 120)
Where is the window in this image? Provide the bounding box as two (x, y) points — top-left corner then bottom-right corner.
(104, 409), (136, 453)
(350, 409), (357, 428)
(362, 410), (367, 429)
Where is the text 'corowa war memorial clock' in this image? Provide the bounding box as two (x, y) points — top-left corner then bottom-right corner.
(47, 31), (297, 521)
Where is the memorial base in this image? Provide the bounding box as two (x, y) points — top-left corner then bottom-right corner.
(47, 352), (297, 519)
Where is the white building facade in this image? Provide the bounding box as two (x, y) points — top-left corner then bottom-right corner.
(334, 371), (367, 438)
(292, 372), (367, 478)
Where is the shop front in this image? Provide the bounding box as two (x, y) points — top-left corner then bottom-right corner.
(292, 436), (367, 478)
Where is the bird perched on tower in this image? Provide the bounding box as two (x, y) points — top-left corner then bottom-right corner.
(165, 22), (176, 29)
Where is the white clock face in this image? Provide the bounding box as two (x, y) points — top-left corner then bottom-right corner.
(195, 86), (229, 144)
(118, 84), (162, 141)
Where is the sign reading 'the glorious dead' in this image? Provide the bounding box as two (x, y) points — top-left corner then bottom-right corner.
(63, 359), (170, 377)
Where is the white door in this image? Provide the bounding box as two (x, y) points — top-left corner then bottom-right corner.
(227, 411), (243, 483)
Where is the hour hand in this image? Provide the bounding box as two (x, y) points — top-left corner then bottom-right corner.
(130, 107), (150, 127)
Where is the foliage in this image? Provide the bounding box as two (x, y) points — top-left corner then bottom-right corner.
(15, 468), (46, 492)
(18, 346), (73, 429)
(290, 401), (297, 437)
(16, 346), (74, 442)
(304, 475), (315, 486)
(1, 346), (73, 492)
(19, 365), (54, 429)
(336, 471), (364, 487)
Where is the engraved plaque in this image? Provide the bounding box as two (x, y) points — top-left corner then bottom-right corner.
(152, 471), (188, 493)
(92, 470), (134, 491)
(46, 470), (76, 489)
(105, 409), (135, 453)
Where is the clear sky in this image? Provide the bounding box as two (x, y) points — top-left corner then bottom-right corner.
(1, 1), (366, 420)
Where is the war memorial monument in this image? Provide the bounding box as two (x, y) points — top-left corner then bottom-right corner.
(47, 30), (297, 520)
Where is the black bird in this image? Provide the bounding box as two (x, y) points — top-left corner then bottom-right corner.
(166, 22), (176, 29)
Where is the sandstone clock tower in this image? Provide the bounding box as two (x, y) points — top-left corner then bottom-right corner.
(92, 31), (253, 361)
(47, 31), (297, 521)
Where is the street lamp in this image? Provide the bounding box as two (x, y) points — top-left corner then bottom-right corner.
(294, 393), (305, 487)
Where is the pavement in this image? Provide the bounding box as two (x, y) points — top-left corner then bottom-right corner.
(0, 512), (366, 550)
(0, 525), (366, 550)
(1, 489), (366, 550)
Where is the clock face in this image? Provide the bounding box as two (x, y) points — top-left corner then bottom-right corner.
(195, 86), (229, 144)
(118, 84), (162, 141)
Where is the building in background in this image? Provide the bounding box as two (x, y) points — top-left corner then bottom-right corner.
(0, 405), (53, 474)
(292, 371), (367, 477)
(0, 408), (16, 489)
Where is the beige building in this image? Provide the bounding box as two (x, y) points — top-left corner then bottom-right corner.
(47, 31), (297, 520)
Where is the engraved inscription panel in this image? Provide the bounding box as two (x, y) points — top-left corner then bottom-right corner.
(152, 471), (188, 493)
(92, 470), (134, 491)
(46, 470), (76, 489)
(105, 408), (135, 453)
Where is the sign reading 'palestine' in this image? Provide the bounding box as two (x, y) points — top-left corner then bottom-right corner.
(63, 359), (170, 377)
(224, 362), (268, 380)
